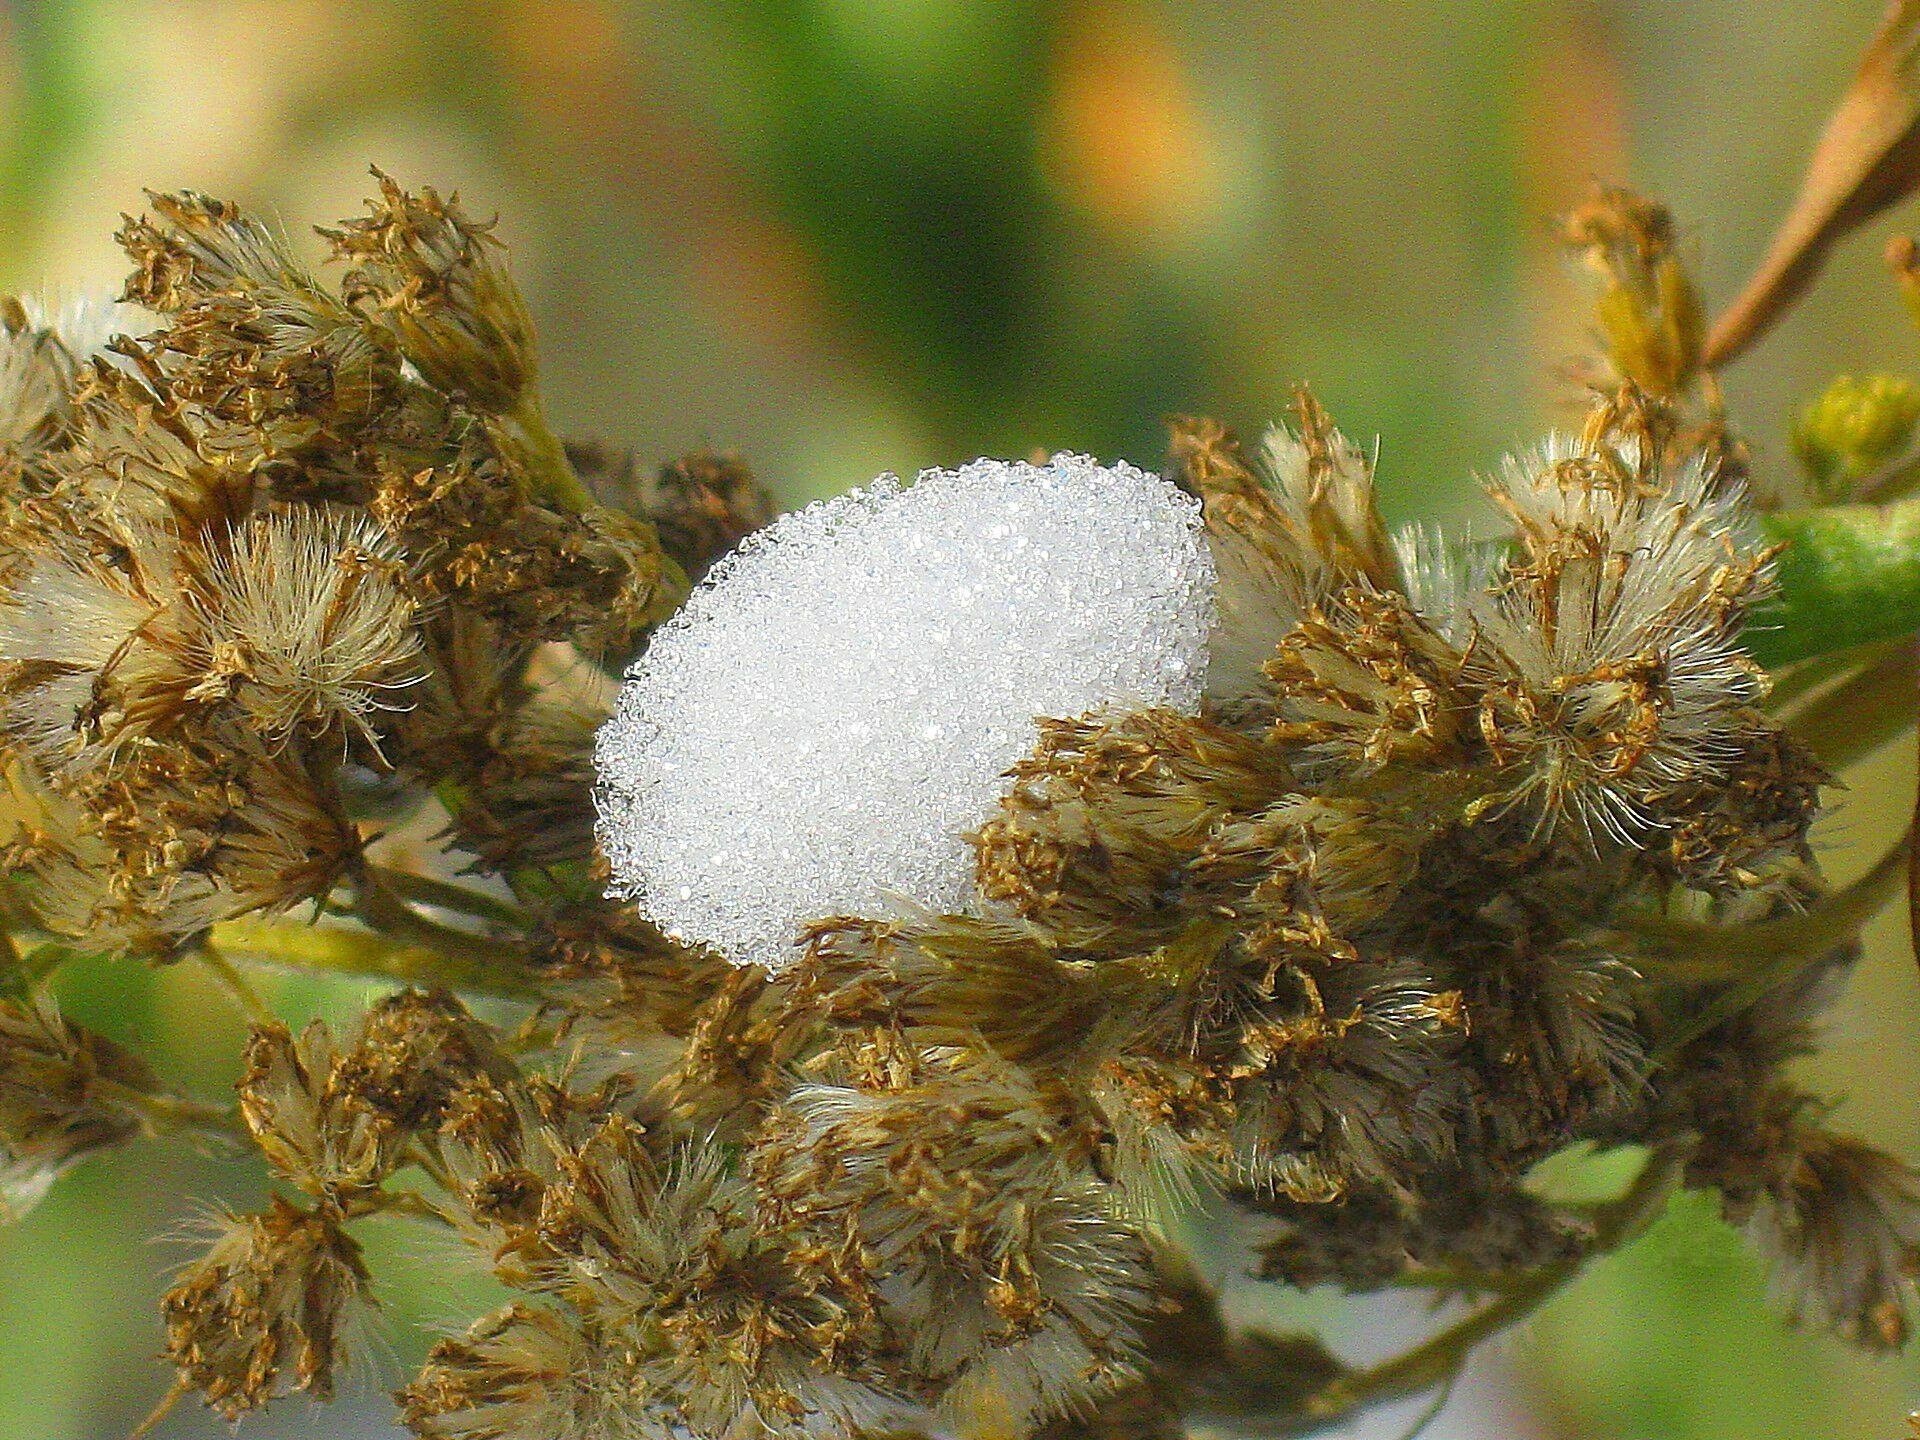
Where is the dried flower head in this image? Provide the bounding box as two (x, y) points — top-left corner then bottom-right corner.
(187, 508), (425, 745)
(755, 1044), (1153, 1432)
(0, 297), (100, 458)
(1170, 398), (1398, 708)
(1748, 1128), (1920, 1351)
(325, 170), (535, 415)
(1562, 186), (1705, 395)
(399, 1302), (657, 1440)
(118, 190), (399, 455)
(1472, 409), (1773, 844)
(0, 522), (196, 774)
(162, 1197), (372, 1420)
(569, 442), (778, 584)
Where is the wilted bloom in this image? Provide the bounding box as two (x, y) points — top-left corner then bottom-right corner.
(399, 1302), (655, 1440)
(15, 739), (360, 945)
(162, 1197), (372, 1419)
(569, 442), (778, 584)
(1471, 411), (1773, 846)
(755, 1043), (1154, 1433)
(325, 170), (535, 415)
(0, 521), (197, 774)
(1748, 1128), (1920, 1351)
(117, 190), (399, 455)
(0, 297), (103, 458)
(1171, 400), (1398, 709)
(1561, 185), (1705, 395)
(239, 992), (508, 1208)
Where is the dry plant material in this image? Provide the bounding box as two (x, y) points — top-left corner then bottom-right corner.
(0, 88), (1915, 1440)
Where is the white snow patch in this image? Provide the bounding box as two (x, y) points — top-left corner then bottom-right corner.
(595, 453), (1216, 971)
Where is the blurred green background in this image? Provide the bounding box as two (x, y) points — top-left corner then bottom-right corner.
(1, 0), (1917, 1436)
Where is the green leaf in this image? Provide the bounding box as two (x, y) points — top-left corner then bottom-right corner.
(1751, 495), (1920, 668)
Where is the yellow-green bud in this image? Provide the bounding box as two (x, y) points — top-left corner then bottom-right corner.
(1791, 373), (1920, 501)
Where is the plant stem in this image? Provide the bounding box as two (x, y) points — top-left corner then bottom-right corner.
(367, 864), (530, 929)
(1625, 824), (1910, 987)
(1783, 643), (1917, 769)
(1856, 448), (1920, 503)
(371, 1187), (459, 1229)
(190, 940), (276, 1025)
(1276, 1142), (1691, 1434)
(2, 938), (80, 996)
(0, 928), (29, 1000)
(502, 393), (597, 515)
(94, 1076), (249, 1149)
(1765, 643), (1883, 716)
(210, 918), (544, 1002)
(1619, 826), (1913, 1063)
(1386, 1266), (1536, 1296)
(351, 864), (521, 971)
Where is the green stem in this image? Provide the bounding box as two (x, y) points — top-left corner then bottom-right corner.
(1281, 1143), (1690, 1433)
(0, 930), (32, 999)
(210, 918), (544, 1002)
(94, 1077), (248, 1149)
(1856, 448), (1920, 503)
(351, 864), (520, 971)
(500, 394), (596, 514)
(371, 1187), (459, 1229)
(368, 864), (530, 929)
(1622, 828), (1912, 1062)
(1625, 825), (1909, 985)
(1764, 643), (1882, 716)
(5, 939), (89, 996)
(190, 940), (275, 1025)
(1387, 1266), (1536, 1296)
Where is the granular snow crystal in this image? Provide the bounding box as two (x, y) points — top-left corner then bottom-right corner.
(594, 453), (1218, 971)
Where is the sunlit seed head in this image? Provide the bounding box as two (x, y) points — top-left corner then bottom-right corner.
(189, 508), (425, 746)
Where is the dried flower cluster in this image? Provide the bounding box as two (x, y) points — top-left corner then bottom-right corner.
(0, 159), (1916, 1440)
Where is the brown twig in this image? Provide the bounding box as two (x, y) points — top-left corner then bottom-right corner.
(1707, 1), (1920, 368)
